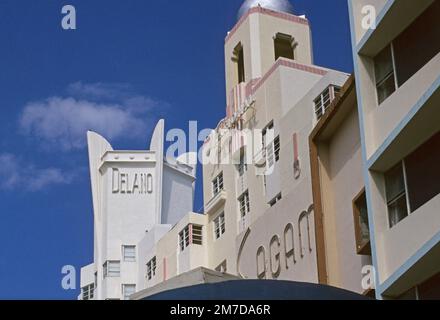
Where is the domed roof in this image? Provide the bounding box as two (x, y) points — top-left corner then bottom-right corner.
(237, 0), (294, 20)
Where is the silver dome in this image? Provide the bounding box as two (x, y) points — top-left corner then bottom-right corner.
(237, 0), (294, 20)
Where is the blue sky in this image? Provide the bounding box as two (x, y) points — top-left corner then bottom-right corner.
(0, 0), (353, 299)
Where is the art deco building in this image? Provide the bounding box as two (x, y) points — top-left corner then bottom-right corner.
(79, 0), (440, 300)
(132, 0), (355, 298)
(79, 120), (197, 300)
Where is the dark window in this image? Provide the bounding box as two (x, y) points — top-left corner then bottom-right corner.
(405, 132), (440, 212)
(269, 193), (282, 207)
(419, 272), (440, 300)
(374, 45), (396, 105)
(192, 225), (203, 245)
(274, 33), (295, 61)
(385, 163), (408, 228)
(274, 136), (281, 162)
(393, 1), (440, 86)
(234, 44), (245, 84)
(353, 189), (371, 255)
(146, 257), (156, 280)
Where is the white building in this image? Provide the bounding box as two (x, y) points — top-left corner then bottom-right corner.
(79, 120), (196, 300)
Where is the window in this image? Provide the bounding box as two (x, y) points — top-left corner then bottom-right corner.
(82, 283), (95, 300)
(274, 33), (295, 61)
(393, 1), (440, 87)
(269, 193), (282, 207)
(233, 43), (245, 84)
(212, 172), (224, 196)
(262, 122), (279, 167)
(274, 136), (280, 162)
(405, 132), (440, 212)
(383, 133), (440, 229)
(179, 224), (203, 251)
(122, 284), (136, 300)
(179, 225), (190, 251)
(238, 190), (250, 218)
(352, 189), (371, 255)
(122, 245), (136, 262)
(214, 212), (226, 240)
(385, 163), (409, 228)
(146, 257), (156, 280)
(314, 85), (341, 120)
(374, 44), (397, 105)
(103, 261), (120, 278)
(262, 121), (274, 149)
(237, 152), (248, 176)
(192, 225), (203, 245)
(266, 135), (280, 167)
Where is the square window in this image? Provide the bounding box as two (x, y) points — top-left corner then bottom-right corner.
(122, 284), (136, 300)
(103, 261), (120, 278)
(123, 245), (136, 262)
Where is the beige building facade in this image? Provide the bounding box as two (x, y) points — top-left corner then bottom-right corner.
(348, 0), (440, 299)
(137, 1), (353, 296)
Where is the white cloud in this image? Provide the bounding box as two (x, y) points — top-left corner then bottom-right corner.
(19, 82), (166, 151)
(66, 82), (132, 100)
(0, 153), (74, 192)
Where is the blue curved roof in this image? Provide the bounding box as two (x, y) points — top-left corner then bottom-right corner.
(144, 280), (371, 300)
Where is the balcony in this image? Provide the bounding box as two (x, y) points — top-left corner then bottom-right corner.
(205, 190), (227, 215)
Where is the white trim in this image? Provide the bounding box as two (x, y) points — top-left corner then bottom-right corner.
(402, 160), (412, 215)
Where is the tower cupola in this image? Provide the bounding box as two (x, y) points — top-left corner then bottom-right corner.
(237, 0), (294, 21)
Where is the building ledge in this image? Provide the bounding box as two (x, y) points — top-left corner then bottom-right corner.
(204, 190), (227, 215)
(367, 75), (440, 171)
(356, 0), (434, 56)
(379, 228), (440, 297)
(131, 267), (241, 300)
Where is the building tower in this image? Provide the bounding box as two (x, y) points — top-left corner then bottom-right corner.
(225, 0), (313, 100)
(202, 0), (349, 283)
(79, 120), (196, 300)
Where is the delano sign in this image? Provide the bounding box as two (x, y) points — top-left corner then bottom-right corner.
(111, 168), (153, 194)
